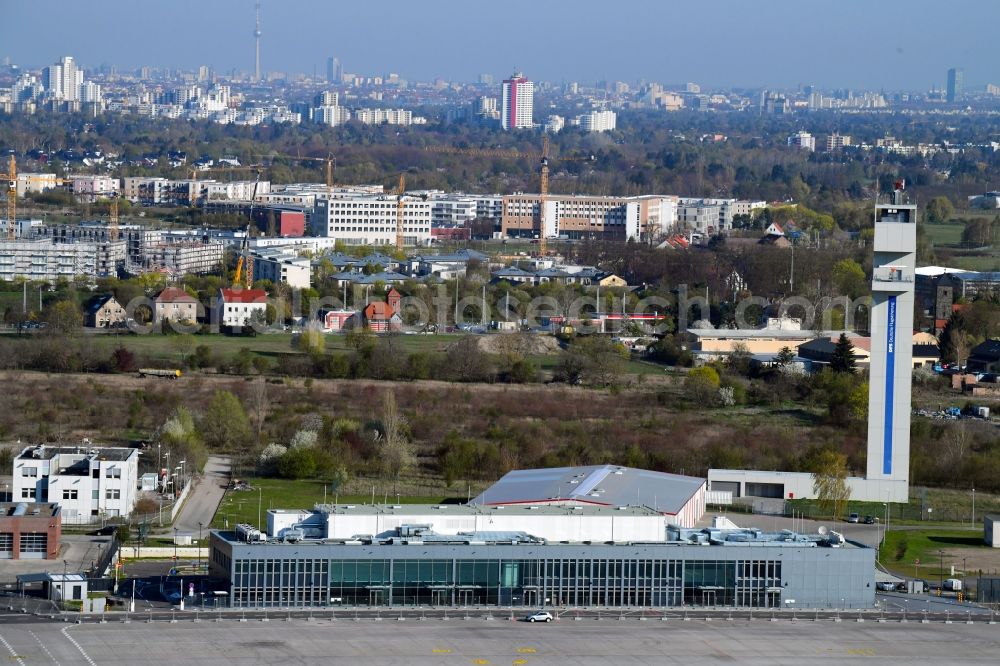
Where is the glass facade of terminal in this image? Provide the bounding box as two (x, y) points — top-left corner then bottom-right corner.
(228, 557), (784, 608)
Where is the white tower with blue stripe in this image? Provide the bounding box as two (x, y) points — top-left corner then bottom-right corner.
(865, 182), (915, 502)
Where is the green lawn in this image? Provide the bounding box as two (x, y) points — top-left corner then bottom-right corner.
(923, 222), (965, 246)
(879, 528), (987, 580)
(941, 254), (1000, 272)
(209, 478), (451, 530)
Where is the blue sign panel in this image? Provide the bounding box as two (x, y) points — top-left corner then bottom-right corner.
(883, 295), (896, 475)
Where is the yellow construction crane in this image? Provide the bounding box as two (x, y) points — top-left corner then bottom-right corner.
(1, 158), (74, 240)
(1, 156), (17, 240)
(395, 173), (406, 251)
(232, 174), (263, 289)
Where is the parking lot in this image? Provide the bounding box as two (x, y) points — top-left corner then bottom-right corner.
(1, 615), (1000, 665)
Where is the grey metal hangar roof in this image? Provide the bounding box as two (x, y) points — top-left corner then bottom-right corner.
(472, 465), (705, 515)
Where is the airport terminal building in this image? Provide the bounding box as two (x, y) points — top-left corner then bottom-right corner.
(208, 504), (875, 610)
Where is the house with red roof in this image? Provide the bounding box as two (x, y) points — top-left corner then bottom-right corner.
(216, 288), (268, 329)
(154, 287), (200, 325)
(360, 300), (401, 332)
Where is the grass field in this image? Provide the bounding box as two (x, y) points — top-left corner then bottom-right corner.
(924, 222), (965, 246)
(209, 478), (452, 530)
(879, 527), (988, 580)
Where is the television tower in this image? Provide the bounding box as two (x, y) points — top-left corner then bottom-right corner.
(253, 0), (262, 82)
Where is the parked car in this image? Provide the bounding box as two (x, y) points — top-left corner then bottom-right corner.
(863, 515), (876, 524)
(847, 513), (860, 523)
(876, 581), (895, 591)
(525, 611), (553, 623)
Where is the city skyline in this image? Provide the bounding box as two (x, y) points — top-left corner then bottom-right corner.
(2, 0), (999, 90)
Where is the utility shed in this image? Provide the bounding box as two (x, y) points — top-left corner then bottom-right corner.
(471, 465), (706, 528)
(986, 515), (1000, 547)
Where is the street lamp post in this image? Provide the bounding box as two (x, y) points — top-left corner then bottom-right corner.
(179, 460), (186, 492)
(938, 549), (945, 595)
(257, 486), (263, 532)
(972, 488), (976, 525)
(62, 560), (68, 603)
(173, 527), (178, 567)
(198, 522), (203, 573)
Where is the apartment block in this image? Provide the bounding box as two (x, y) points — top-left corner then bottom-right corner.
(0, 238), (125, 281)
(145, 241), (224, 276)
(311, 195), (432, 246)
(501, 194), (677, 241)
(12, 445), (140, 524)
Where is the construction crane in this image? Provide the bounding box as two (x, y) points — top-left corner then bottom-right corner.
(232, 173), (263, 289)
(422, 140), (592, 255)
(0, 157), (73, 241)
(109, 192), (120, 242)
(1, 156), (15, 240)
(395, 174), (406, 251)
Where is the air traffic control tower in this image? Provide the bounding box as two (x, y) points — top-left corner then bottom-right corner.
(865, 181), (915, 502)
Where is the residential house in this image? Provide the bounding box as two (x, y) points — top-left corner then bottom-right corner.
(154, 287), (199, 325)
(85, 295), (126, 328)
(491, 265), (536, 285)
(407, 249), (489, 280)
(217, 288), (268, 329)
(967, 339), (1000, 373)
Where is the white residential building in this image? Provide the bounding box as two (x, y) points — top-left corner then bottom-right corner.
(501, 72), (534, 130)
(544, 115), (565, 133)
(431, 198), (478, 226)
(578, 109), (617, 132)
(311, 194), (432, 246)
(313, 105), (351, 126)
(354, 108), (414, 125)
(217, 288), (268, 328)
(42, 56), (83, 101)
(787, 131), (816, 151)
(12, 445), (140, 524)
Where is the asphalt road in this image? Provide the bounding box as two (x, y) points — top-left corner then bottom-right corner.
(171, 456), (230, 536)
(1, 614), (999, 665)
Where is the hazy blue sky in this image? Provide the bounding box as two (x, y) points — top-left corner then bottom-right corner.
(2, 0), (997, 90)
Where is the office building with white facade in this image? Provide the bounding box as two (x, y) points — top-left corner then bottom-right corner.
(0, 238), (125, 281)
(11, 445), (140, 524)
(501, 72), (534, 130)
(311, 194), (432, 246)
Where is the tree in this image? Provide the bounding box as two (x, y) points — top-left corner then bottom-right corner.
(561, 336), (628, 386)
(295, 322), (326, 356)
(43, 300), (83, 335)
(829, 333), (856, 373)
(370, 392), (414, 491)
(685, 366), (721, 403)
(277, 446), (318, 479)
(199, 390), (252, 451)
(446, 336), (494, 382)
(774, 346), (796, 368)
(831, 259), (867, 300)
(925, 196), (954, 225)
(811, 448), (851, 520)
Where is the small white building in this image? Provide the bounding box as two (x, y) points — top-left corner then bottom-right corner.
(216, 288), (268, 328)
(986, 515), (1000, 547)
(250, 248), (311, 289)
(11, 444), (140, 524)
